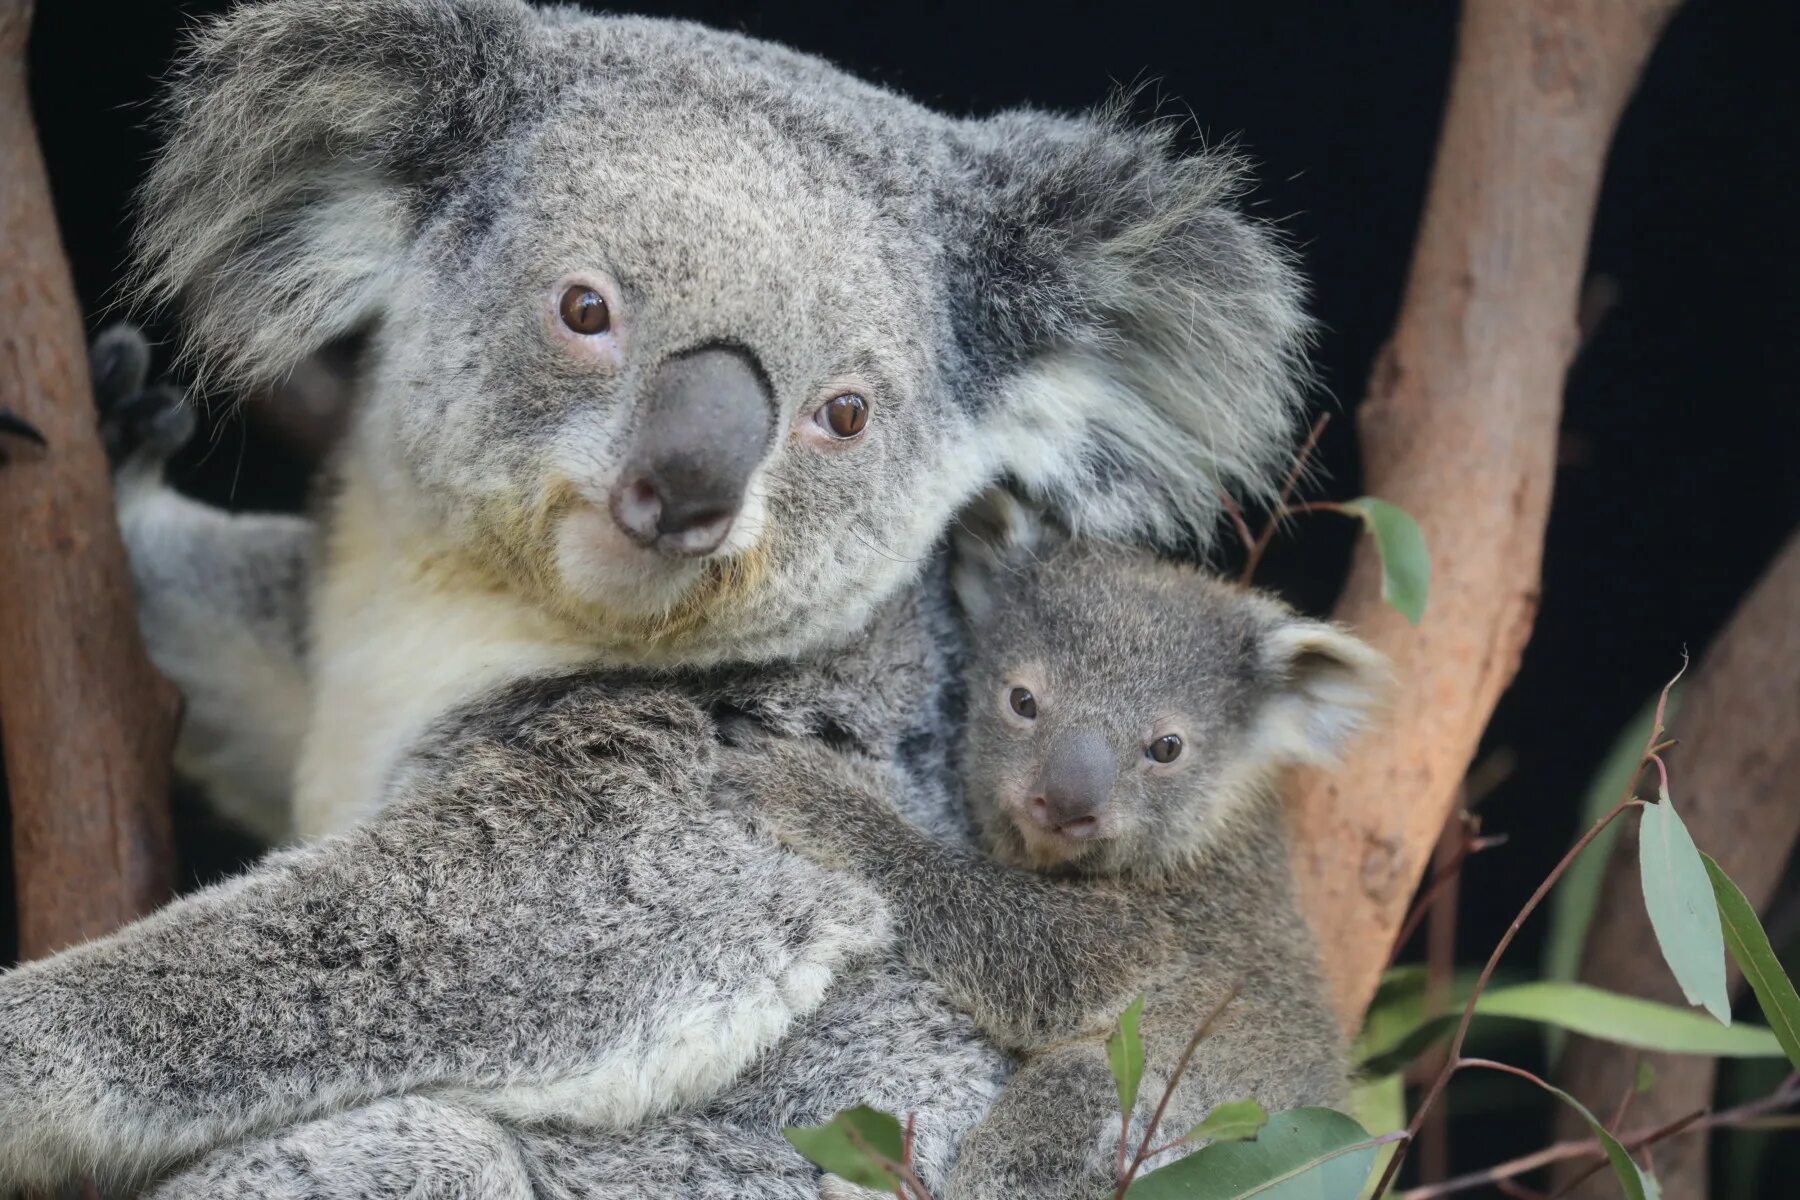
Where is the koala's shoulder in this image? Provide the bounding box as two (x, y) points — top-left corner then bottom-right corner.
(681, 557), (964, 759)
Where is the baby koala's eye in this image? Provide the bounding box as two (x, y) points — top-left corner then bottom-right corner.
(814, 393), (870, 439)
(558, 284), (611, 335)
(1148, 734), (1183, 764)
(1007, 687), (1038, 720)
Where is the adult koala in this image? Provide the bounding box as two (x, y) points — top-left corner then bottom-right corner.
(0, 0), (1311, 1194)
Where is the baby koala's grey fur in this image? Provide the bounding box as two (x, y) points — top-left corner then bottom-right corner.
(738, 522), (1388, 1198)
(0, 0), (1318, 1194)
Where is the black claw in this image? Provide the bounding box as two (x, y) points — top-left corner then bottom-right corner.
(0, 409), (48, 449)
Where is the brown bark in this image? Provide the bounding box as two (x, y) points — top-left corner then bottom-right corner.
(1551, 528), (1800, 1200)
(0, 0), (176, 959)
(1286, 0), (1684, 1029)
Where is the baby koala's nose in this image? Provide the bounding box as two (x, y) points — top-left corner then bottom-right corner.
(1027, 727), (1117, 838)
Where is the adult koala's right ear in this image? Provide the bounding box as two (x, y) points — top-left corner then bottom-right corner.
(949, 110), (1313, 552)
(132, 0), (542, 388)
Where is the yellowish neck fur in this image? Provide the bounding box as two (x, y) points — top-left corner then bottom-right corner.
(291, 454), (604, 838)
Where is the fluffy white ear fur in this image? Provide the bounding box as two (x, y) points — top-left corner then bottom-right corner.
(949, 489), (1063, 629)
(1249, 621), (1392, 767)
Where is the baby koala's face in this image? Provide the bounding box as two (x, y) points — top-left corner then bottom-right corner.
(954, 535), (1387, 878)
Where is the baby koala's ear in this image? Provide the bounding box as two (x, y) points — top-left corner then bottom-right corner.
(1249, 619), (1392, 768)
(949, 488), (1065, 628)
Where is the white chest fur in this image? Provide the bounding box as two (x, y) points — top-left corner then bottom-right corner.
(292, 465), (601, 838)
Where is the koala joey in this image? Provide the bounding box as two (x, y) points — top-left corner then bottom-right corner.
(731, 511), (1389, 1198)
(1, 0), (1316, 1195)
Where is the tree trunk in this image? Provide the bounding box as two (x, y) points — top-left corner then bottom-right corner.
(1551, 528), (1800, 1200)
(0, 0), (176, 960)
(1286, 0), (1683, 1029)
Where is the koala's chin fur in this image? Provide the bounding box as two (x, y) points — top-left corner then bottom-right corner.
(0, 1), (1320, 1196)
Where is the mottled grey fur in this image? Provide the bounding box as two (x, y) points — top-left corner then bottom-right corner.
(736, 531), (1386, 1197)
(0, 0), (1316, 1194)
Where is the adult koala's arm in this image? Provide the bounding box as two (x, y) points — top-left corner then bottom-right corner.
(92, 325), (314, 842)
(725, 740), (1172, 1049)
(0, 680), (886, 1192)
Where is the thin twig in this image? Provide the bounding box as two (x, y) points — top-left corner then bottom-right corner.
(1240, 413), (1329, 582)
(1397, 1076), (1800, 1200)
(1219, 489), (1256, 557)
(1111, 984), (1243, 1197)
(1605, 1060), (1641, 1134)
(1387, 819), (1507, 967)
(1416, 813), (1467, 1184)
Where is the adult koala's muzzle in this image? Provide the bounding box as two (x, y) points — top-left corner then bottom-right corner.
(608, 345), (774, 559)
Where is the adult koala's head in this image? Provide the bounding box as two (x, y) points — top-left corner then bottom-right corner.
(137, 0), (1311, 665)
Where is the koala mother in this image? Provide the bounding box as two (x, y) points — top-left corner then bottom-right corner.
(0, 0), (1313, 1195)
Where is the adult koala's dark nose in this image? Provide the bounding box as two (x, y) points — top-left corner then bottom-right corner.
(609, 345), (774, 558)
(1027, 727), (1117, 839)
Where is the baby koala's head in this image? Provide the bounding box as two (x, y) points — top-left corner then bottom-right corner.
(952, 502), (1389, 879)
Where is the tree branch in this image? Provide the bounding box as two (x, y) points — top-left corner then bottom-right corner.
(0, 0), (176, 959)
(1285, 0), (1684, 1027)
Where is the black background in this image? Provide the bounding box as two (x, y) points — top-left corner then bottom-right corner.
(11, 0), (1800, 1185)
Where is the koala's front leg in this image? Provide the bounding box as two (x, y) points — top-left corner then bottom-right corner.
(0, 686), (886, 1193)
(93, 325), (314, 842)
(721, 739), (1169, 1048)
(148, 1099), (826, 1200)
(144, 1095), (534, 1200)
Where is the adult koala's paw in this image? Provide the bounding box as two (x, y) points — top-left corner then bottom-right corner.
(91, 324), (196, 471)
(417, 676), (721, 804)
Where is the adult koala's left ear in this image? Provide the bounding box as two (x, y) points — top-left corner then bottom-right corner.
(949, 109), (1313, 551)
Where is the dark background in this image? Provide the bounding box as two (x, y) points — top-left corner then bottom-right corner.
(12, 0), (1800, 1187)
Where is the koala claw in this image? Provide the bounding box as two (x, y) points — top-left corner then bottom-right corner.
(90, 324), (196, 469)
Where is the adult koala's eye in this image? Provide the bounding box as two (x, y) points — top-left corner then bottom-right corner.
(1148, 734), (1183, 764)
(558, 285), (611, 335)
(814, 393), (869, 439)
(1008, 687), (1038, 720)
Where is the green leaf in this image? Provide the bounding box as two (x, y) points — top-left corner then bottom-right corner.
(1543, 694), (1672, 1060)
(1518, 1077), (1657, 1200)
(1355, 977), (1784, 1076)
(783, 1106), (906, 1192)
(1346, 1074), (1405, 1200)
(1706, 854), (1800, 1071)
(1185, 1099), (1269, 1144)
(1126, 1107), (1378, 1200)
(1638, 788), (1731, 1023)
(1339, 498), (1430, 625)
(1108, 996), (1148, 1115)
(1474, 982), (1779, 1057)
(1636, 1060), (1657, 1093)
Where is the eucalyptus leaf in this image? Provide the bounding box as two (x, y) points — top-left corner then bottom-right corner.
(1543, 693), (1671, 1061)
(783, 1106), (906, 1191)
(1706, 854), (1800, 1071)
(1346, 1074), (1405, 1200)
(1639, 788), (1731, 1023)
(1108, 996), (1148, 1115)
(1126, 1107), (1377, 1200)
(1522, 1078), (1657, 1200)
(1355, 979), (1783, 1076)
(1339, 498), (1429, 625)
(1476, 982), (1778, 1057)
(1186, 1099), (1269, 1145)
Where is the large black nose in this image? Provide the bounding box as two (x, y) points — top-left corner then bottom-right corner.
(1027, 727), (1117, 839)
(609, 345), (774, 558)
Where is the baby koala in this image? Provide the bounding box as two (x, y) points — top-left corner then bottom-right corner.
(735, 511), (1389, 1199)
